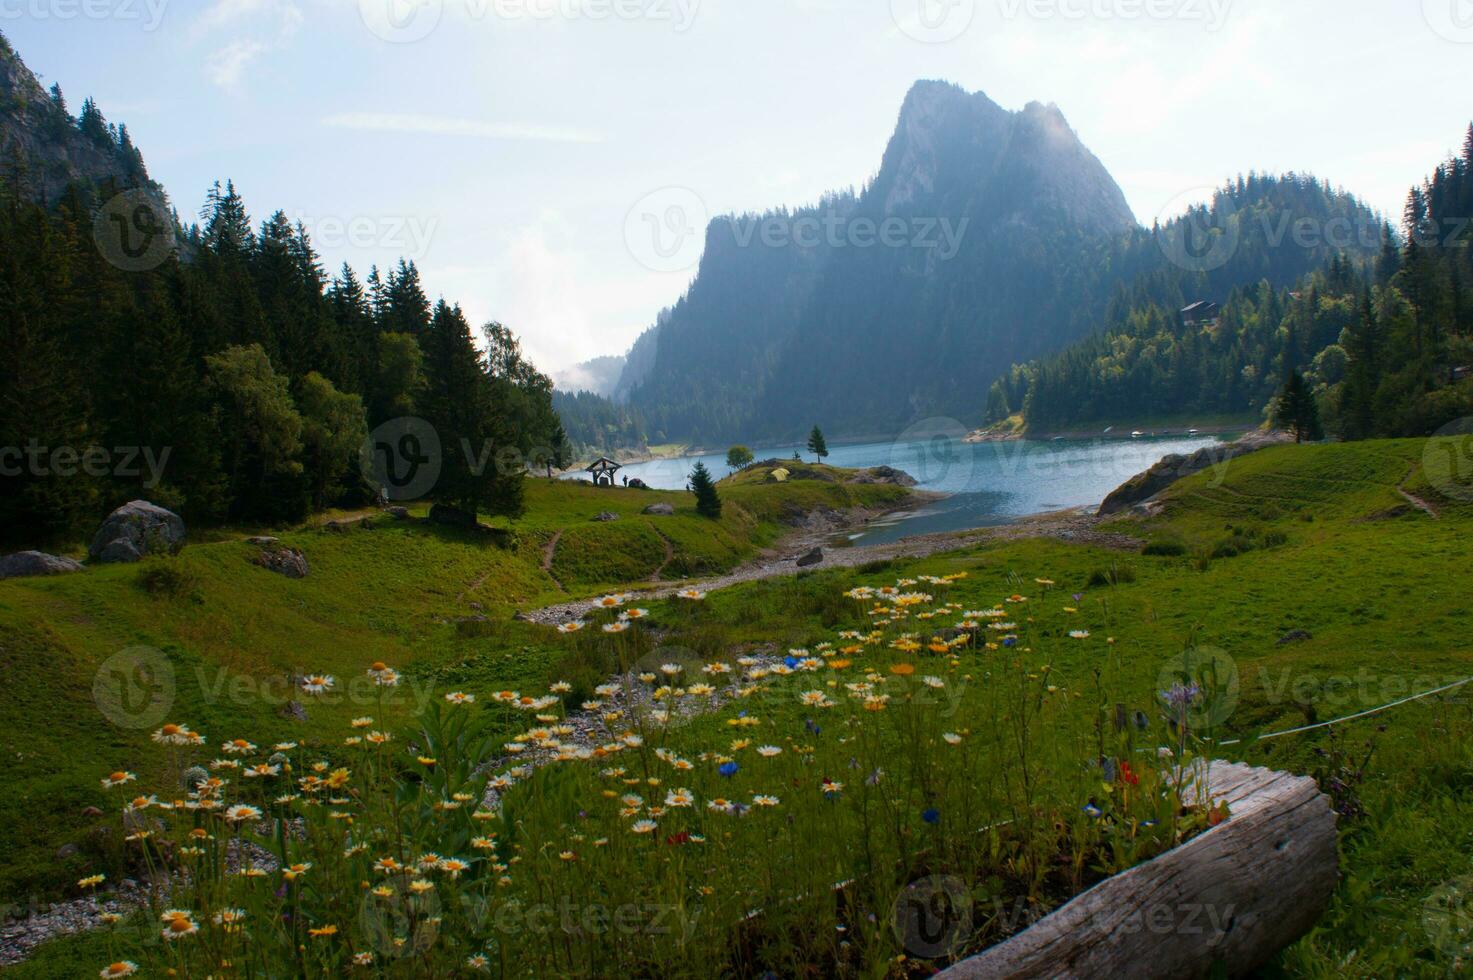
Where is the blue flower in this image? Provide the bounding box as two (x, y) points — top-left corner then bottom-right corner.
(1082, 803), (1103, 818)
(1072, 593), (1084, 602)
(719, 761), (739, 778)
(921, 808), (940, 825)
(784, 655), (800, 669)
(1003, 636), (1017, 647)
(805, 719), (821, 735)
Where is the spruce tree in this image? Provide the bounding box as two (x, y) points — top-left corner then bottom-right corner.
(1273, 371), (1323, 443)
(807, 425), (828, 463)
(689, 461), (721, 518)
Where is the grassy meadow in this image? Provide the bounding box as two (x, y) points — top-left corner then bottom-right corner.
(6, 440), (1473, 976)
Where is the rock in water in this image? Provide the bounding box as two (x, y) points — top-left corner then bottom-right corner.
(642, 503), (675, 516)
(88, 500), (186, 564)
(254, 547), (310, 579)
(849, 466), (919, 487)
(796, 547), (824, 567)
(0, 551), (84, 579)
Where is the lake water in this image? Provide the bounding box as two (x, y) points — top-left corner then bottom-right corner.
(589, 432), (1223, 547)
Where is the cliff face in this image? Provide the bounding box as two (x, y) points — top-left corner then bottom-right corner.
(619, 81), (1141, 442)
(0, 33), (156, 204)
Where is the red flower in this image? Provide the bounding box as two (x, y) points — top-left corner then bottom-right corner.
(665, 831), (691, 846)
(1118, 762), (1139, 786)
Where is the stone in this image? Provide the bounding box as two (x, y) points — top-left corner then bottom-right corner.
(0, 550), (84, 579)
(627, 478), (650, 489)
(849, 465), (919, 487)
(642, 503), (675, 516)
(55, 843), (79, 860)
(88, 500), (186, 564)
(429, 503), (477, 528)
(1277, 629), (1314, 646)
(245, 536), (279, 546)
(796, 547), (824, 567)
(385, 506), (410, 519)
(593, 511), (620, 522)
(81, 806), (104, 818)
(1099, 430), (1294, 516)
(254, 547), (309, 579)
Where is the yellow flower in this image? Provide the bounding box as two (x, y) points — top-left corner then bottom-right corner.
(889, 663), (916, 677)
(309, 924), (338, 938)
(100, 771), (136, 789)
(99, 962), (138, 977)
(78, 874), (105, 889)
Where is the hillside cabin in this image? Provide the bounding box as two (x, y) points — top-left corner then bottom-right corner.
(1181, 301), (1220, 327)
(586, 457), (622, 487)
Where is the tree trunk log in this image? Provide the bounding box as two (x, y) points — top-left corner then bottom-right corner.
(938, 761), (1338, 979)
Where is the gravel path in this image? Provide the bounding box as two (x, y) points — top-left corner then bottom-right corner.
(520, 505), (1141, 626)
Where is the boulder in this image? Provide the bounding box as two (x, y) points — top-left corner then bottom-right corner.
(0, 551), (84, 580)
(88, 500), (185, 564)
(245, 536), (279, 547)
(253, 547), (310, 579)
(1277, 629), (1314, 646)
(593, 511), (620, 522)
(385, 506), (410, 520)
(642, 503), (675, 516)
(1099, 431), (1294, 516)
(627, 478), (650, 489)
(429, 503), (477, 528)
(849, 465), (918, 487)
(796, 547), (824, 568)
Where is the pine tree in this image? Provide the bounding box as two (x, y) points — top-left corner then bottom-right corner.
(1273, 371), (1322, 443)
(807, 425), (828, 463)
(689, 461), (721, 518)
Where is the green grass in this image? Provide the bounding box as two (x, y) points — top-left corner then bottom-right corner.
(0, 469), (906, 905)
(7, 441), (1472, 974)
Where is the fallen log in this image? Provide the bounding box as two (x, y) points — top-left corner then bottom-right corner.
(938, 761), (1338, 979)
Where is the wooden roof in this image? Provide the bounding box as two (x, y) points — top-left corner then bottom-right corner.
(586, 457), (621, 472)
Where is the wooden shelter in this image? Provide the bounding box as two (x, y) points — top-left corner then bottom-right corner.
(586, 457), (622, 487)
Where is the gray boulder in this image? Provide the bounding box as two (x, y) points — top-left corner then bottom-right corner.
(642, 503), (675, 516)
(0, 551), (84, 580)
(254, 547), (310, 579)
(1099, 431), (1294, 516)
(849, 466), (919, 487)
(88, 501), (186, 564)
(385, 506), (410, 520)
(594, 511), (620, 522)
(796, 547), (824, 568)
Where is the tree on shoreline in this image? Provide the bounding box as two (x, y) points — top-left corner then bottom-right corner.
(807, 426), (828, 463)
(689, 461), (721, 518)
(726, 445), (753, 472)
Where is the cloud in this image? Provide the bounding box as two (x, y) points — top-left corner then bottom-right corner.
(195, 0), (303, 92)
(204, 40), (272, 91)
(322, 112), (604, 144)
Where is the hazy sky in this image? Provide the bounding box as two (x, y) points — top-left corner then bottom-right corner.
(5, 0), (1470, 379)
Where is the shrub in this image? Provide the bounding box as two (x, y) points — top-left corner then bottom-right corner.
(136, 559), (200, 601)
(1142, 538), (1187, 557)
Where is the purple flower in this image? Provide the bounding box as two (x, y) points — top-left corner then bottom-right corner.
(1160, 682), (1202, 711)
(921, 808), (940, 825)
(805, 719), (821, 735)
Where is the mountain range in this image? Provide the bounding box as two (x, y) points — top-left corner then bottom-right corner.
(593, 81), (1384, 444)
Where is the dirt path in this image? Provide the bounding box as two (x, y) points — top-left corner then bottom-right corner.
(649, 529), (677, 582)
(520, 507), (1140, 625)
(1398, 466), (1441, 519)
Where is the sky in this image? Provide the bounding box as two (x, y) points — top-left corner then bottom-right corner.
(4, 0), (1471, 382)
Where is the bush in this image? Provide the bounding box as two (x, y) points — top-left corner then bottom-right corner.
(1086, 562), (1137, 587)
(136, 559), (200, 601)
(1141, 538), (1187, 557)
